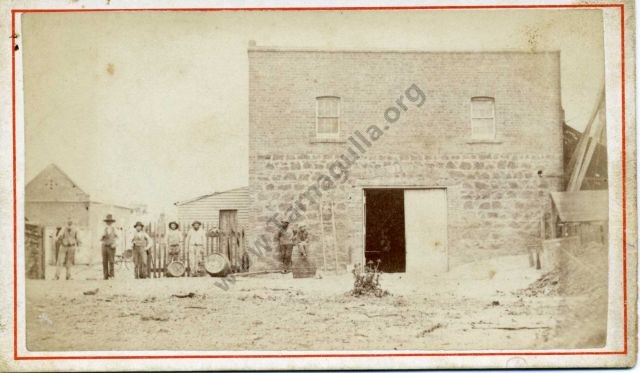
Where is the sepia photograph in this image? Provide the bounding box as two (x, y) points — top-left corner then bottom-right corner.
(0, 0), (636, 370)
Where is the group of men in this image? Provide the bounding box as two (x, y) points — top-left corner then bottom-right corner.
(52, 215), (313, 279)
(52, 215), (209, 280)
(165, 220), (208, 276)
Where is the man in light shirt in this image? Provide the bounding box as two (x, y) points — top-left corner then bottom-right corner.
(100, 214), (118, 280)
(186, 221), (206, 276)
(131, 221), (152, 279)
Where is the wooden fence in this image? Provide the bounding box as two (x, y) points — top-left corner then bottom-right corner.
(124, 221), (249, 278)
(25, 222), (46, 279)
(541, 214), (608, 245)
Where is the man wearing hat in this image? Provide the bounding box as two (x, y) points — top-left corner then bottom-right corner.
(185, 221), (206, 276)
(100, 214), (118, 280)
(131, 222), (152, 279)
(274, 218), (295, 273)
(54, 217), (81, 280)
(165, 221), (182, 264)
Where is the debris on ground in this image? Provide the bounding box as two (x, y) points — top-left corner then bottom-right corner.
(26, 253), (604, 351)
(171, 292), (195, 299)
(234, 270), (282, 277)
(82, 289), (99, 296)
(520, 269), (559, 297)
(417, 323), (443, 337)
(140, 314), (169, 322)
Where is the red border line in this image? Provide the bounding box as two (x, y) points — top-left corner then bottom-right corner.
(10, 351), (628, 360)
(620, 2), (628, 355)
(11, 8), (18, 363)
(9, 4), (626, 12)
(11, 3), (628, 361)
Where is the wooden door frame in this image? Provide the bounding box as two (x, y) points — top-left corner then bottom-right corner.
(218, 209), (239, 232)
(361, 185), (449, 272)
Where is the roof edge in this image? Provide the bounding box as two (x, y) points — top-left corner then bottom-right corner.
(174, 186), (249, 206)
(248, 45), (561, 55)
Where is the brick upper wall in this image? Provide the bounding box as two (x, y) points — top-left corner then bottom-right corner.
(249, 48), (563, 160)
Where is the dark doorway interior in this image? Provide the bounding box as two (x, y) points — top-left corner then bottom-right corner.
(364, 189), (406, 273)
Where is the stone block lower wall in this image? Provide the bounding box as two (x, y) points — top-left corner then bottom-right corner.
(248, 151), (563, 272)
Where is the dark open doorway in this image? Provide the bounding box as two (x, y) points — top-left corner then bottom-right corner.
(364, 189), (406, 273)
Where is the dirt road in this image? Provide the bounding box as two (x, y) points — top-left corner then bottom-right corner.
(26, 255), (574, 352)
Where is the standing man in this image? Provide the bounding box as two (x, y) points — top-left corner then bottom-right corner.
(54, 218), (80, 280)
(274, 218), (294, 273)
(166, 221), (182, 263)
(185, 221), (206, 276)
(100, 214), (118, 280)
(131, 222), (152, 279)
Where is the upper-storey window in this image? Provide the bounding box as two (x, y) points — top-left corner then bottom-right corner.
(470, 97), (496, 140)
(316, 96), (340, 138)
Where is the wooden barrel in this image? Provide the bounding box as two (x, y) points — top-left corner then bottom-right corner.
(166, 261), (186, 277)
(292, 254), (316, 278)
(204, 253), (230, 277)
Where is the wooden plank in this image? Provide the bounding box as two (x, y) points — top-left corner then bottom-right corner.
(181, 221), (187, 276)
(158, 223), (162, 277)
(154, 222), (159, 278)
(550, 208), (557, 238)
(40, 225), (46, 279)
(240, 227), (247, 271)
(162, 225), (167, 277)
(330, 200), (339, 273)
(319, 200), (327, 271)
(150, 222), (156, 278)
(574, 111), (606, 191)
(567, 91), (605, 191)
(566, 88), (604, 188)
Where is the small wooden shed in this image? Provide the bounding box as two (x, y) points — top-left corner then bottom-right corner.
(175, 187), (249, 232)
(548, 190), (609, 244)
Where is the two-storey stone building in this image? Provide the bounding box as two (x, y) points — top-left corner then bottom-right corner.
(248, 45), (564, 275)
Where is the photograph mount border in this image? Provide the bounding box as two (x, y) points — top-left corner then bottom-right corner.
(9, 2), (629, 361)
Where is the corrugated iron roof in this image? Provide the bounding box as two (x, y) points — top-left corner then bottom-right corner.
(550, 190), (608, 222)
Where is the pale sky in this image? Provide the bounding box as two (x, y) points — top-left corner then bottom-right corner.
(22, 9), (604, 213)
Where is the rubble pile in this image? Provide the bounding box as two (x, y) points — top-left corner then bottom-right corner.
(521, 241), (606, 298)
(521, 269), (560, 297)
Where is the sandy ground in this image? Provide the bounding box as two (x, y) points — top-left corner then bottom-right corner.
(26, 254), (588, 352)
